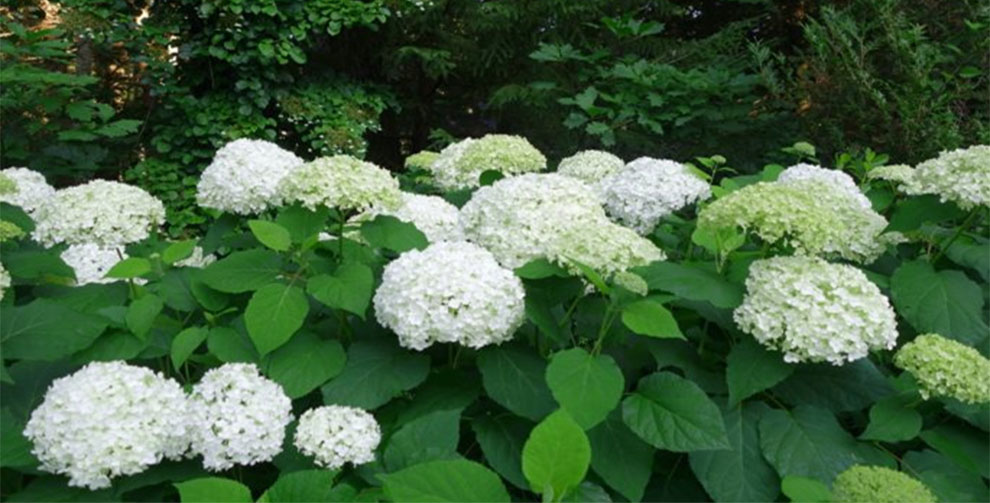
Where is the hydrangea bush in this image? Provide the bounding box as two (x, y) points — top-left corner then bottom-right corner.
(0, 138), (987, 503)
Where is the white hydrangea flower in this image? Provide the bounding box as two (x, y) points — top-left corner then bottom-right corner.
(174, 246), (217, 268)
(353, 193), (463, 243)
(293, 405), (381, 469)
(188, 363), (293, 471)
(427, 135), (547, 191)
(32, 180), (166, 247)
(0, 262), (10, 301)
(550, 220), (665, 280)
(459, 173), (607, 269)
(894, 333), (990, 404)
(196, 139), (304, 215)
(277, 155), (402, 212)
(0, 167), (56, 214)
(733, 256), (898, 365)
(60, 243), (132, 285)
(778, 163), (872, 209)
(373, 241), (526, 351)
(23, 361), (191, 490)
(600, 157), (711, 234)
(867, 164), (922, 192)
(908, 145), (990, 209)
(556, 150), (624, 188)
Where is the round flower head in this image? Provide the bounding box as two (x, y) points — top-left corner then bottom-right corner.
(196, 138), (303, 215)
(32, 180), (165, 247)
(0, 167), (56, 214)
(23, 361), (191, 490)
(550, 220), (665, 280)
(832, 465), (936, 503)
(278, 155), (402, 212)
(294, 405), (381, 469)
(0, 262), (10, 301)
(373, 241), (526, 351)
(60, 243), (132, 286)
(697, 179), (900, 263)
(557, 150), (624, 187)
(908, 145), (990, 209)
(174, 246), (217, 269)
(188, 363), (293, 471)
(600, 157), (711, 234)
(733, 256), (898, 365)
(354, 193), (463, 243)
(427, 135), (547, 191)
(459, 173), (607, 269)
(777, 163), (871, 209)
(894, 333), (990, 404)
(404, 150), (440, 171)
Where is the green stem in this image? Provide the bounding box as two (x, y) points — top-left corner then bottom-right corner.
(591, 305), (618, 355)
(932, 208), (982, 262)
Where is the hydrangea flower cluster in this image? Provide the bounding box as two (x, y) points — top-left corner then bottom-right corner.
(427, 135), (547, 190)
(556, 150), (624, 188)
(373, 241), (526, 351)
(0, 167), (56, 214)
(550, 221), (665, 280)
(293, 405), (381, 469)
(404, 150), (440, 170)
(23, 362), (191, 490)
(893, 333), (990, 404)
(866, 164), (921, 191)
(354, 193), (463, 243)
(188, 363), (293, 471)
(733, 256), (898, 365)
(277, 155), (402, 212)
(60, 244), (132, 286)
(697, 179), (899, 263)
(777, 163), (872, 209)
(32, 180), (166, 248)
(174, 246), (217, 268)
(600, 157), (711, 234)
(196, 139), (304, 215)
(884, 145), (990, 209)
(831, 466), (936, 503)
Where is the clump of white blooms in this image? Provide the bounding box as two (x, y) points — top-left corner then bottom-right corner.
(293, 405), (381, 469)
(733, 256), (898, 365)
(23, 362), (191, 490)
(174, 246), (217, 268)
(0, 262), (10, 301)
(60, 243), (132, 286)
(557, 150), (624, 188)
(600, 157), (711, 234)
(427, 135), (547, 191)
(894, 333), (990, 404)
(196, 139), (304, 215)
(188, 363), (293, 471)
(898, 145), (989, 209)
(278, 155), (402, 212)
(697, 179), (901, 263)
(0, 167), (56, 214)
(831, 465), (936, 503)
(866, 164), (922, 192)
(459, 173), (606, 269)
(32, 180), (166, 248)
(550, 221), (665, 280)
(404, 150), (440, 171)
(373, 241), (526, 351)
(354, 193), (463, 243)
(777, 163), (872, 209)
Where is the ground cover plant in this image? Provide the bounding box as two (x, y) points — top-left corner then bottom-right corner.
(0, 135), (988, 502)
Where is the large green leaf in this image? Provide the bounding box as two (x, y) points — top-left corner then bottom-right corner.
(200, 249), (282, 293)
(307, 262), (374, 319)
(360, 215), (428, 253)
(276, 204), (329, 243)
(248, 220), (292, 251)
(903, 449), (989, 503)
(244, 283), (309, 356)
(477, 344), (556, 421)
(472, 414), (531, 490)
(621, 299), (684, 339)
(396, 369), (480, 425)
(780, 476), (831, 503)
(1, 408), (36, 468)
(170, 326), (208, 371)
(944, 235), (990, 282)
(772, 360), (893, 412)
(125, 293), (164, 341)
(622, 372), (729, 451)
(207, 326), (259, 364)
(522, 410), (591, 501)
(162, 239), (197, 265)
(174, 477), (251, 503)
(758, 405), (861, 483)
(689, 402), (780, 502)
(384, 409), (460, 472)
(859, 396), (922, 443)
(632, 261), (743, 308)
(726, 338), (794, 405)
(105, 257), (151, 279)
(258, 469), (339, 503)
(321, 338), (430, 409)
(0, 299), (107, 361)
(919, 423), (989, 478)
(545, 348), (624, 429)
(890, 260), (989, 346)
(380, 459), (510, 503)
(587, 410), (653, 502)
(886, 195), (965, 232)
(264, 331), (345, 398)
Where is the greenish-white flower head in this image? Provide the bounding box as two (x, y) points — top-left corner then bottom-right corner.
(557, 150), (624, 187)
(778, 163), (871, 209)
(550, 220), (665, 280)
(294, 405), (381, 469)
(352, 193), (463, 243)
(0, 167), (56, 214)
(278, 155), (402, 212)
(404, 150), (440, 171)
(894, 333), (990, 404)
(908, 145), (989, 209)
(601, 157), (712, 234)
(734, 256), (898, 365)
(427, 134), (547, 191)
(831, 465), (936, 503)
(697, 179), (900, 264)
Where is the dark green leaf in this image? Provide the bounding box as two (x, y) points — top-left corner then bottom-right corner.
(587, 411), (653, 502)
(860, 397), (922, 443)
(321, 338), (430, 409)
(891, 261), (989, 346)
(726, 338), (794, 405)
(622, 372), (729, 451)
(125, 294), (163, 341)
(264, 332), (345, 399)
(773, 359), (893, 412)
(886, 195), (965, 232)
(380, 459), (510, 502)
(758, 405), (861, 483)
(1, 408), (36, 468)
(1, 299), (107, 360)
(472, 414), (531, 490)
(200, 249), (282, 293)
(244, 283), (309, 355)
(171, 326), (208, 371)
(276, 204), (329, 243)
(207, 326), (259, 364)
(632, 261), (743, 308)
(689, 402), (779, 502)
(477, 344), (556, 421)
(307, 263), (374, 319)
(545, 348), (624, 429)
(384, 409), (460, 472)
(360, 215), (428, 252)
(621, 299), (684, 339)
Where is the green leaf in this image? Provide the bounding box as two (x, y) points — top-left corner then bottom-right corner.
(244, 283), (309, 355)
(174, 477), (251, 503)
(522, 410), (591, 500)
(153, 269), (198, 312)
(545, 348), (624, 429)
(890, 261), (989, 346)
(622, 372), (729, 451)
(587, 411), (653, 502)
(170, 326), (208, 371)
(886, 195), (965, 232)
(73, 331), (146, 363)
(758, 405), (861, 483)
(360, 215), (428, 252)
(773, 359), (894, 412)
(105, 257), (151, 279)
(632, 261), (743, 308)
(396, 369), (480, 425)
(200, 249), (283, 293)
(264, 331), (345, 399)
(2, 247), (74, 281)
(258, 470), (338, 503)
(1, 408), (36, 468)
(307, 263), (374, 319)
(472, 414), (531, 490)
(621, 299), (684, 339)
(689, 402), (780, 502)
(919, 423), (989, 477)
(384, 409), (460, 472)
(207, 326), (259, 364)
(515, 258), (569, 279)
(0, 299), (107, 360)
(380, 459), (510, 503)
(476, 344), (556, 421)
(944, 236), (990, 282)
(6, 477), (116, 502)
(780, 476), (831, 503)
(903, 449), (989, 503)
(126, 294), (164, 341)
(860, 397), (922, 443)
(276, 204), (329, 243)
(321, 338), (430, 409)
(162, 240), (197, 265)
(248, 220), (292, 251)
(726, 338), (794, 405)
